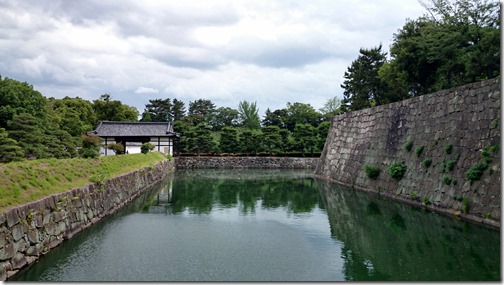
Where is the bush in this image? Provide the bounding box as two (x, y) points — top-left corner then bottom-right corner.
(107, 143), (125, 155)
(141, 143), (155, 154)
(403, 141), (413, 152)
(388, 162), (407, 180)
(415, 146), (424, 157)
(79, 148), (99, 159)
(466, 162), (488, 181)
(422, 158), (432, 168)
(364, 164), (380, 180)
(443, 175), (453, 185)
(444, 144), (453, 154)
(81, 135), (103, 149)
(166, 154), (174, 161)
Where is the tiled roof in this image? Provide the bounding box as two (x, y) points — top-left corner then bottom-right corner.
(91, 121), (178, 137)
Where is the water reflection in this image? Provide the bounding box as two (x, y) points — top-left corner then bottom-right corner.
(11, 169), (500, 281)
(316, 179), (500, 281)
(145, 169), (322, 216)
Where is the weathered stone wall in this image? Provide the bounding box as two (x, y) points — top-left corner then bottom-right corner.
(175, 156), (319, 169)
(0, 160), (174, 280)
(315, 78), (500, 226)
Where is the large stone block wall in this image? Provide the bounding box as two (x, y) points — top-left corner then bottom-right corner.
(175, 156), (319, 169)
(0, 160), (174, 280)
(315, 78), (500, 227)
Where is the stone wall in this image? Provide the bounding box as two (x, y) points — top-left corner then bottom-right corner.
(315, 78), (500, 227)
(0, 160), (175, 280)
(175, 156), (319, 169)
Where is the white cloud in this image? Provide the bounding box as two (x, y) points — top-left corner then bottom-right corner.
(135, 87), (159, 94)
(0, 0), (426, 118)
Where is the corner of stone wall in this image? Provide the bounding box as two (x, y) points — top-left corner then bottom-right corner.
(0, 158), (174, 280)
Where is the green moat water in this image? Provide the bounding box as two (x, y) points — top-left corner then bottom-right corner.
(11, 169), (500, 281)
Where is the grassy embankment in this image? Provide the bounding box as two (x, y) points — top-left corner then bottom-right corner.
(0, 152), (167, 213)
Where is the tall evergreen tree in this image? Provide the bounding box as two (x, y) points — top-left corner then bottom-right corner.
(341, 45), (390, 111)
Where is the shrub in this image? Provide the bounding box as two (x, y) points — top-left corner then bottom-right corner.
(462, 197), (470, 213)
(166, 154), (174, 161)
(403, 141), (413, 152)
(415, 146), (424, 157)
(444, 144), (453, 154)
(422, 158), (432, 168)
(388, 162), (407, 180)
(445, 160), (456, 171)
(466, 162), (488, 181)
(107, 143), (125, 155)
(443, 175), (453, 185)
(141, 143), (155, 154)
(364, 164), (380, 180)
(79, 148), (99, 159)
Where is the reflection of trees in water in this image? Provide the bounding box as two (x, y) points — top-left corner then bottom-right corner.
(317, 179), (500, 281)
(166, 169), (321, 215)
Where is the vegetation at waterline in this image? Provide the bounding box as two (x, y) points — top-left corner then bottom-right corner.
(0, 152), (167, 212)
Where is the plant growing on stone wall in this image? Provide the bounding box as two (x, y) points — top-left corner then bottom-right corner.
(442, 175), (455, 185)
(444, 144), (453, 154)
(422, 158), (432, 168)
(90, 170), (109, 192)
(388, 162), (407, 180)
(466, 162), (488, 182)
(415, 146), (424, 157)
(364, 164), (381, 180)
(422, 196), (431, 205)
(491, 118), (498, 129)
(403, 141), (413, 152)
(461, 197), (470, 213)
(446, 160), (456, 171)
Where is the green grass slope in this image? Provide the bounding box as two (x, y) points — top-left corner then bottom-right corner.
(0, 152), (167, 212)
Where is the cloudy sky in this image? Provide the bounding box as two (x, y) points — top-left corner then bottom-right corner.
(0, 0), (426, 117)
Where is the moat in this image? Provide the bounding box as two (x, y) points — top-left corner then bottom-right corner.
(11, 169), (500, 281)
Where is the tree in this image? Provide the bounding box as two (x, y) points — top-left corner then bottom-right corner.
(261, 126), (283, 155)
(0, 76), (48, 129)
(7, 113), (51, 159)
(316, 121), (331, 151)
(262, 108), (288, 128)
(341, 45), (390, 111)
(387, 0), (500, 96)
(292, 124), (317, 156)
(238, 101), (260, 130)
(173, 120), (191, 154)
(239, 129), (262, 155)
(319, 96), (343, 120)
(219, 127), (240, 153)
(141, 98), (172, 122)
(208, 107), (239, 131)
(92, 94), (139, 123)
(186, 123), (215, 156)
(47, 97), (96, 137)
(284, 102), (322, 131)
(171, 99), (186, 121)
(0, 128), (23, 162)
(188, 99), (215, 125)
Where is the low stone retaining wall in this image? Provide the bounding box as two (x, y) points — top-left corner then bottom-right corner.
(0, 159), (174, 280)
(175, 156), (319, 169)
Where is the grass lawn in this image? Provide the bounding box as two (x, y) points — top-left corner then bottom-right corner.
(0, 152), (167, 213)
